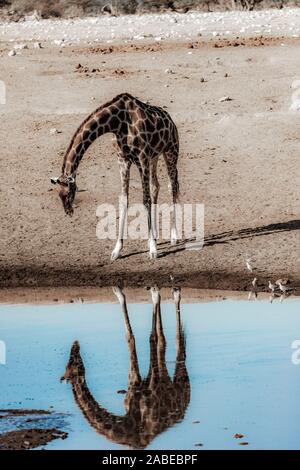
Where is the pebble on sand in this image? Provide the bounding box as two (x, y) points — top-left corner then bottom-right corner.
(14, 43), (28, 50)
(219, 96), (233, 102)
(49, 128), (61, 135)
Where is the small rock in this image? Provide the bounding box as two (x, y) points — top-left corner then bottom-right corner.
(8, 50), (16, 57)
(33, 42), (42, 49)
(49, 128), (61, 135)
(14, 43), (28, 50)
(117, 389), (127, 394)
(25, 10), (40, 21)
(234, 433), (244, 439)
(219, 96), (232, 102)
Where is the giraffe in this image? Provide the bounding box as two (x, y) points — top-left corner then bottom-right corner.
(51, 93), (180, 260)
(61, 286), (190, 449)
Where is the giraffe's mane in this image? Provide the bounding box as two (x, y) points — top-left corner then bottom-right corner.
(62, 92), (135, 171)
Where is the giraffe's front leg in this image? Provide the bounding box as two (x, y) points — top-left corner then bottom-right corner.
(111, 194), (128, 261)
(111, 240), (123, 261)
(111, 157), (131, 261)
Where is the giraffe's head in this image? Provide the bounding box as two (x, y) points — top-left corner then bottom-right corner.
(51, 175), (77, 216)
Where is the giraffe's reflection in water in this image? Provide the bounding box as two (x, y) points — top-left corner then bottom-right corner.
(61, 286), (190, 449)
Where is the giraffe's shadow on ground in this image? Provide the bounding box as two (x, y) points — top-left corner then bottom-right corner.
(119, 219), (300, 259)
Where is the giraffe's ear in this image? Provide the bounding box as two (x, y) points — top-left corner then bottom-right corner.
(51, 177), (59, 185)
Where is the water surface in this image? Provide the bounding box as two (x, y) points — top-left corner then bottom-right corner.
(1, 295), (300, 450)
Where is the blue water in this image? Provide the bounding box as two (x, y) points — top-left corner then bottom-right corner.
(0, 298), (300, 450)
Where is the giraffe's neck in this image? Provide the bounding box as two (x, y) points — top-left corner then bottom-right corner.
(72, 379), (118, 429)
(70, 377), (144, 447)
(62, 102), (124, 177)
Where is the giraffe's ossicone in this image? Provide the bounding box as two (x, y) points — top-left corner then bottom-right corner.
(51, 93), (180, 260)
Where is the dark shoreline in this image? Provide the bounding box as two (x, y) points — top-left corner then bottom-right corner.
(1, 264), (299, 295)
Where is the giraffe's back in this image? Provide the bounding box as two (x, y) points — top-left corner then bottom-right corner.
(120, 93), (179, 158)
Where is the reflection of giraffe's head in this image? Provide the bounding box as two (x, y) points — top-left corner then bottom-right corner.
(61, 340), (85, 383)
(50, 175), (77, 217)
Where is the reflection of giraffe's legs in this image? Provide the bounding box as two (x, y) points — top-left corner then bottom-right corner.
(112, 287), (141, 384)
(145, 287), (160, 388)
(152, 287), (167, 377)
(163, 148), (180, 245)
(150, 157), (160, 241)
(173, 288), (189, 389)
(111, 156), (131, 261)
(173, 287), (182, 351)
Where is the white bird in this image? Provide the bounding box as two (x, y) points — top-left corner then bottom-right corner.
(275, 279), (289, 287)
(268, 281), (276, 292)
(277, 281), (292, 294)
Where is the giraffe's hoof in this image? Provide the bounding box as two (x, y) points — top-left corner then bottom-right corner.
(149, 252), (158, 260)
(171, 228), (178, 246)
(112, 286), (125, 303)
(149, 240), (157, 259)
(111, 242), (123, 261)
(149, 249), (158, 260)
(172, 287), (181, 303)
(151, 286), (160, 304)
(112, 286), (122, 295)
(111, 250), (121, 261)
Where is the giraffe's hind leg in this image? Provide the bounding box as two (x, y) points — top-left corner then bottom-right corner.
(163, 147), (180, 245)
(150, 156), (160, 241)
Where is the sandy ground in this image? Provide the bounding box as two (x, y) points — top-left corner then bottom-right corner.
(0, 9), (300, 293)
(0, 409), (67, 450)
(0, 286), (262, 304)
